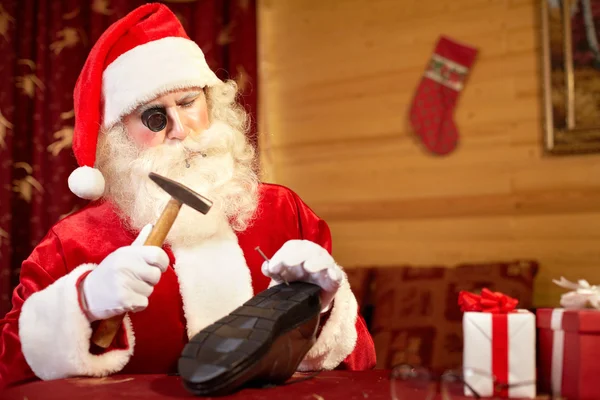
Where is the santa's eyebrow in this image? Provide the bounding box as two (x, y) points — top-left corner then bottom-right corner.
(177, 91), (202, 103)
(136, 91), (202, 114)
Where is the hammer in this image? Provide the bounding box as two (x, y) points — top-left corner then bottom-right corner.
(91, 172), (213, 349)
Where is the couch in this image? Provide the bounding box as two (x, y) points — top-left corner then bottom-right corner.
(345, 260), (539, 371)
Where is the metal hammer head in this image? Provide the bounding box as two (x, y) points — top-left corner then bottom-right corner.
(149, 172), (213, 215)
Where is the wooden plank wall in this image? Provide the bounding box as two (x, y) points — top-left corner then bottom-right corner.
(256, 0), (600, 306)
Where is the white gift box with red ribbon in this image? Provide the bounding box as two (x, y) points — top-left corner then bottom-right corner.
(463, 311), (536, 398)
(460, 289), (536, 398)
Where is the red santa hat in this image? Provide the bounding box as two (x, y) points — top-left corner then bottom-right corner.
(68, 3), (221, 201)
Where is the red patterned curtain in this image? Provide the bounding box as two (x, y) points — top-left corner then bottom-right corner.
(0, 0), (257, 317)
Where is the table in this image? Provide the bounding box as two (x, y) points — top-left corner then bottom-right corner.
(2, 370), (390, 400)
(1, 370), (553, 399)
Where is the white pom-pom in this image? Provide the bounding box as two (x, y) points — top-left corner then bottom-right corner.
(68, 166), (105, 201)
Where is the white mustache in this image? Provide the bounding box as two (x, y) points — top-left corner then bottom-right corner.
(131, 121), (234, 173)
(182, 121), (233, 155)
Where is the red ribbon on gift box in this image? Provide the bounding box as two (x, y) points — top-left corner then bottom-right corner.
(458, 288), (518, 314)
(459, 289), (519, 398)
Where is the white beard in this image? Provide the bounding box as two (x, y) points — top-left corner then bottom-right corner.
(96, 121), (259, 247)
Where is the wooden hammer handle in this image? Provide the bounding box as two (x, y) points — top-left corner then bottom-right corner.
(91, 198), (183, 348)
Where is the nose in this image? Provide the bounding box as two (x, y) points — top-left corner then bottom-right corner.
(166, 108), (188, 141)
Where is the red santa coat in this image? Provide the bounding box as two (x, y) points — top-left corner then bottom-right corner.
(0, 183), (376, 389)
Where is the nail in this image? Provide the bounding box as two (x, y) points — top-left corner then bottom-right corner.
(255, 246), (289, 286)
(255, 246), (269, 262)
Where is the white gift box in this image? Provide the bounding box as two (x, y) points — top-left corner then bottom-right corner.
(462, 310), (536, 398)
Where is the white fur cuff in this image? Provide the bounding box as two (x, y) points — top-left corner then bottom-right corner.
(19, 264), (135, 380)
(297, 272), (358, 371)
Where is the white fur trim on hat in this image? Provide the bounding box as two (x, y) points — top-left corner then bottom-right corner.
(68, 166), (105, 201)
(102, 36), (222, 128)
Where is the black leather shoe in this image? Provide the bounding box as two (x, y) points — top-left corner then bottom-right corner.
(178, 281), (322, 396)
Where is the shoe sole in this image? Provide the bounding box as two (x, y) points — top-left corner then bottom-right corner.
(178, 281), (322, 396)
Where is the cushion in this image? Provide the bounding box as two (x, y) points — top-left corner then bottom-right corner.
(368, 260), (538, 371)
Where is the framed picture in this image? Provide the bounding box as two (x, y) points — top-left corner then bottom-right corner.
(541, 0), (600, 154)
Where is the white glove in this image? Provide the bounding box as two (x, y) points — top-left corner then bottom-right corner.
(80, 224), (170, 322)
(261, 240), (343, 313)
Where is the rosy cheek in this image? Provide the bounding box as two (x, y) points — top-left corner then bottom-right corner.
(186, 98), (210, 131)
(130, 127), (164, 148)
(142, 133), (164, 147)
(199, 108), (209, 129)
(187, 108), (208, 129)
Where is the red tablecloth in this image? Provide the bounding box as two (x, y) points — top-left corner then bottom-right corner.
(1, 370), (390, 400)
(1, 370), (551, 400)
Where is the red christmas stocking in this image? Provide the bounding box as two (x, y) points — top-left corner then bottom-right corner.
(409, 36), (478, 155)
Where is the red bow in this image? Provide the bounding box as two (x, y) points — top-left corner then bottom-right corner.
(458, 288), (518, 313)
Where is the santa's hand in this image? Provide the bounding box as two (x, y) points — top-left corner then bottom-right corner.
(80, 224), (170, 322)
(261, 240), (343, 313)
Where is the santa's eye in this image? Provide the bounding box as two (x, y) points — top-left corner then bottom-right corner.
(180, 99), (196, 108)
(141, 107), (167, 132)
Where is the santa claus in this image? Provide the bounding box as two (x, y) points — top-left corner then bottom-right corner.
(0, 3), (376, 392)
